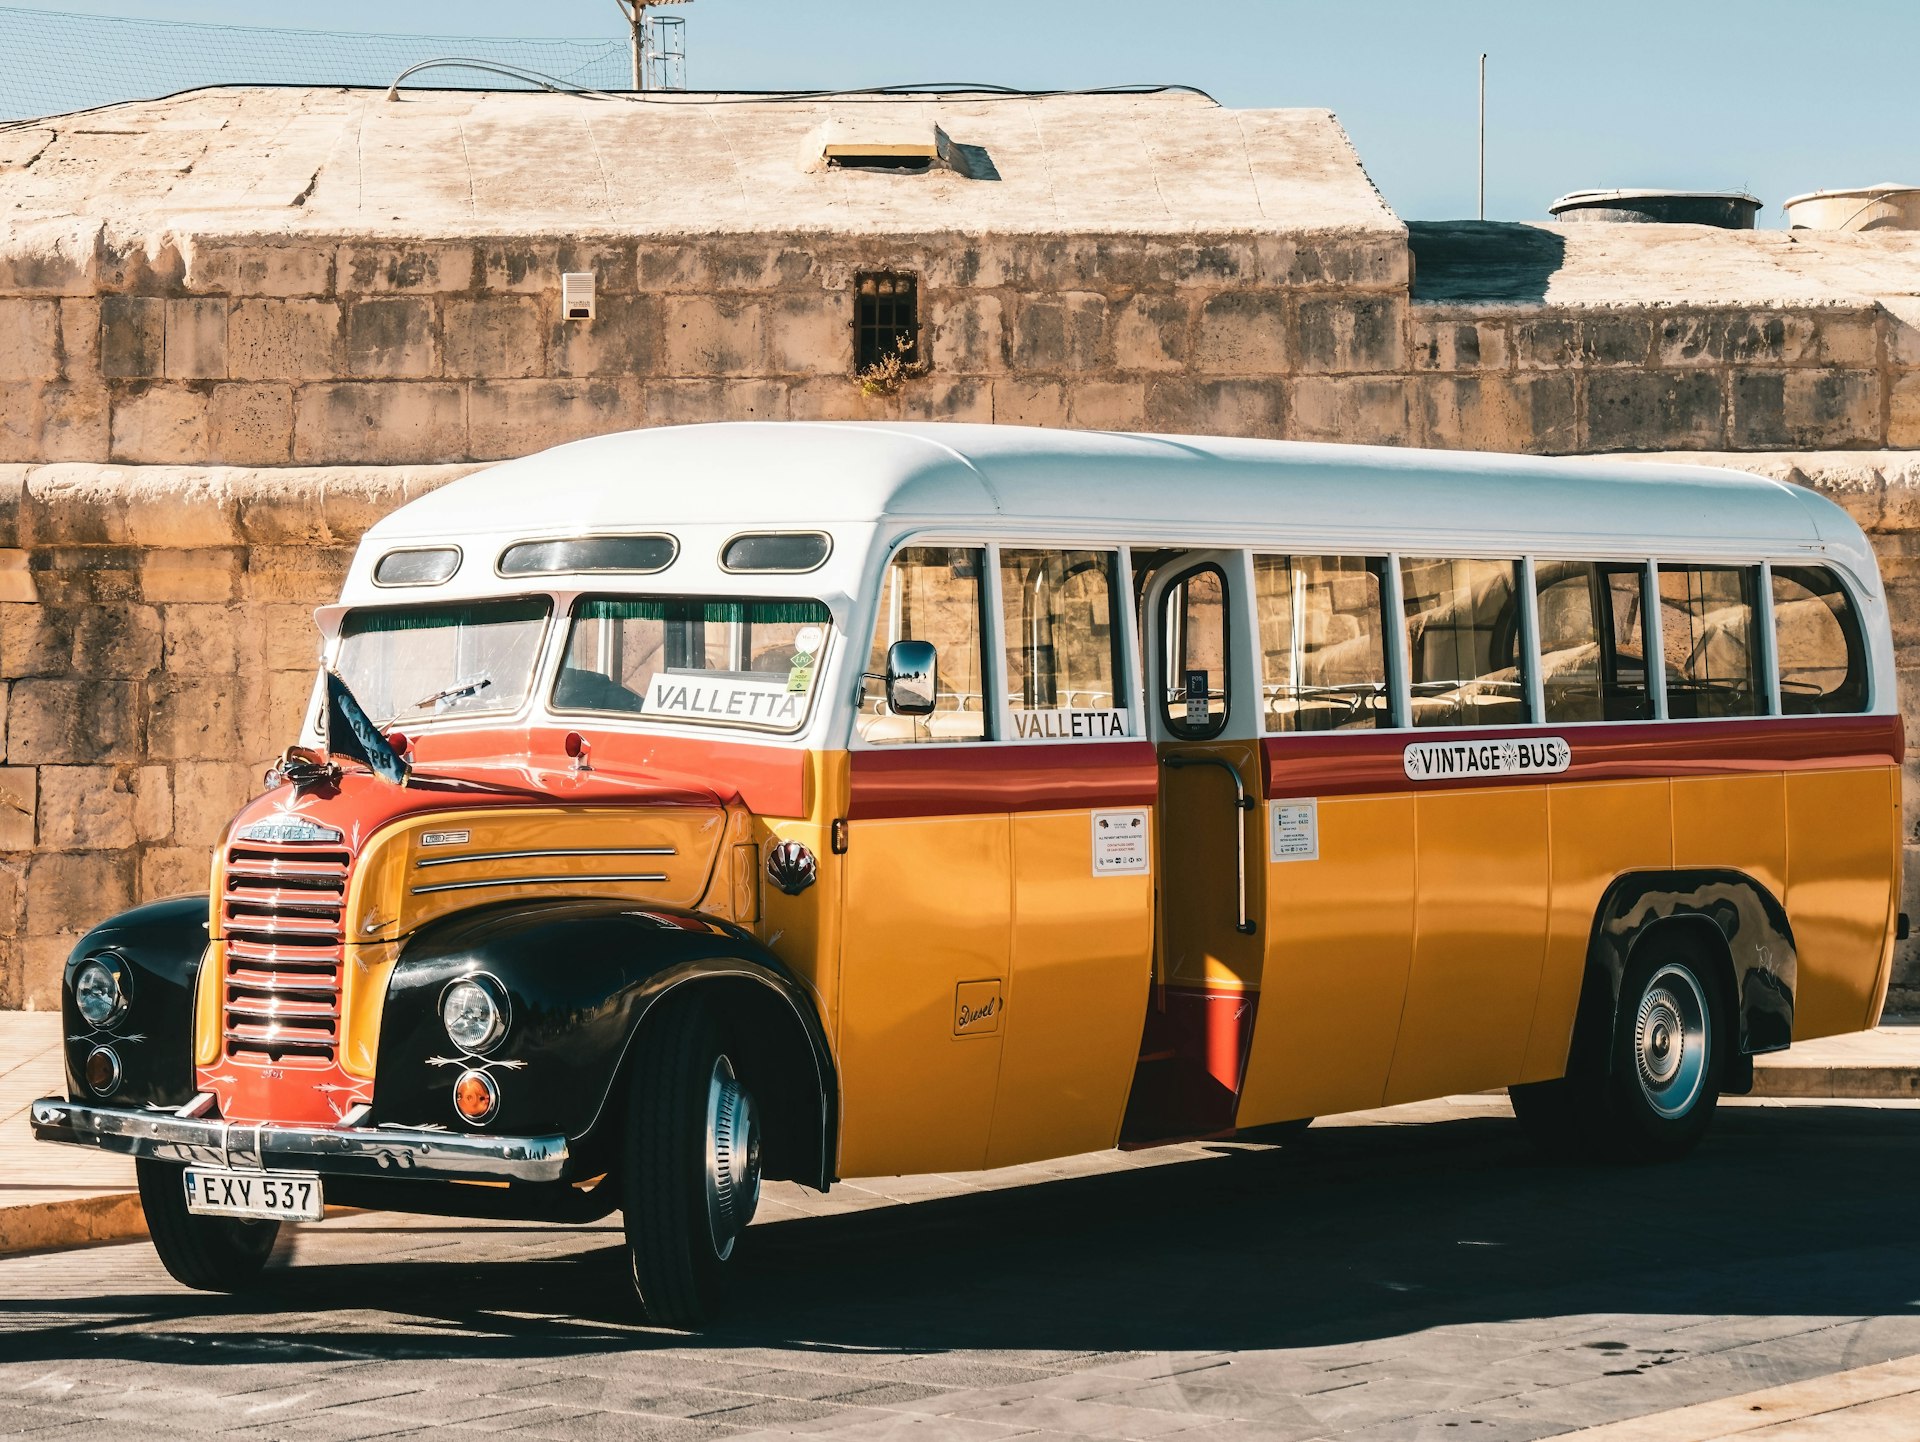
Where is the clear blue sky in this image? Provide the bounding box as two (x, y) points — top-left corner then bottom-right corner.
(8, 0), (1917, 224)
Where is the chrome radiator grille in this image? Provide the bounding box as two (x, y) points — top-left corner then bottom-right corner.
(220, 843), (350, 1063)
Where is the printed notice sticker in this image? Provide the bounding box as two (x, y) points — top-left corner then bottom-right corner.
(1269, 798), (1319, 863)
(646, 673), (807, 725)
(1091, 809), (1151, 876)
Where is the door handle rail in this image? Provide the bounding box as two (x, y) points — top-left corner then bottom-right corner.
(1163, 754), (1257, 935)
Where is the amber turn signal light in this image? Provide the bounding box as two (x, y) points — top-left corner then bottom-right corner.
(453, 1068), (499, 1125)
(84, 1045), (120, 1096)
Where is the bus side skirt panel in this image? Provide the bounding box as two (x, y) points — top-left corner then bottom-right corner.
(1579, 870), (1797, 1082)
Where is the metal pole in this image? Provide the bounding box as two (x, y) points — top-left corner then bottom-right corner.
(618, 1), (643, 91)
(1478, 53), (1487, 221)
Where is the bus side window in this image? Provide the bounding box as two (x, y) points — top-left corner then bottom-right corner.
(1534, 561), (1653, 723)
(1658, 564), (1762, 719)
(998, 549), (1126, 738)
(1400, 557), (1530, 728)
(1772, 564), (1868, 715)
(1255, 554), (1391, 732)
(1162, 565), (1230, 739)
(859, 545), (989, 745)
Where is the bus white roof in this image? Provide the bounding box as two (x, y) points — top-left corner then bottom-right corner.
(367, 422), (1867, 575)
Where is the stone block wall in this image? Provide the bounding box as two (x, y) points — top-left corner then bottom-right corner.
(0, 228), (1914, 466)
(0, 231), (1411, 466)
(0, 464), (471, 1006)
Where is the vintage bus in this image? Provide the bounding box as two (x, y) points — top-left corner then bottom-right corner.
(34, 422), (1903, 1325)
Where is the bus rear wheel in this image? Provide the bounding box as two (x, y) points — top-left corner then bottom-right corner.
(622, 998), (762, 1328)
(1604, 942), (1723, 1161)
(135, 1158), (279, 1292)
(1510, 937), (1724, 1164)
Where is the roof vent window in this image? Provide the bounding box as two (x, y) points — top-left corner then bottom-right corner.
(374, 547), (461, 587)
(498, 534), (678, 577)
(722, 532), (833, 573)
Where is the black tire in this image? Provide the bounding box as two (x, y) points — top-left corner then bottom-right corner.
(622, 999), (760, 1329)
(135, 1158), (279, 1292)
(1509, 935), (1724, 1164)
(1601, 937), (1724, 1162)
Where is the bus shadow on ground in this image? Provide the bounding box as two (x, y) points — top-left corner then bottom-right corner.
(6, 1104), (1920, 1364)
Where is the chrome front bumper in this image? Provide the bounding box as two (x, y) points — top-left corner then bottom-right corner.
(30, 1098), (569, 1184)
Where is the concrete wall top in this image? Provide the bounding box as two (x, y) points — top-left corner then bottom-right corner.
(0, 86), (1402, 251)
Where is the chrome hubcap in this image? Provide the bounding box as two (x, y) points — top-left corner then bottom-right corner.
(703, 1055), (761, 1261)
(1634, 964), (1709, 1120)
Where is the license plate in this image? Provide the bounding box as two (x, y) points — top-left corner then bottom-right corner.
(183, 1168), (323, 1221)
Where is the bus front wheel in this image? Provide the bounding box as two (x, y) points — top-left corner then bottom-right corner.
(622, 998), (762, 1328)
(135, 1158), (279, 1292)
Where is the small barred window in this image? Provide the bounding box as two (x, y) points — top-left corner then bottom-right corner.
(854, 272), (921, 372)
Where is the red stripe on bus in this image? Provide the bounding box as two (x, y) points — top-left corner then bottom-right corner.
(1260, 713), (1903, 799)
(848, 742), (1160, 819)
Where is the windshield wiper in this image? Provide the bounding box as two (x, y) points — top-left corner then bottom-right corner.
(390, 675), (492, 722)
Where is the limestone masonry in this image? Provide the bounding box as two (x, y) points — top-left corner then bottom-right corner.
(0, 84), (1917, 1007)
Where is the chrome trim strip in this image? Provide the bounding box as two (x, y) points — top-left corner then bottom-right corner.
(30, 1098), (569, 1183)
(414, 846), (675, 869)
(410, 873), (669, 895)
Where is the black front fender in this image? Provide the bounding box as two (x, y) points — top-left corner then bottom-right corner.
(59, 895), (210, 1111)
(372, 900), (837, 1186)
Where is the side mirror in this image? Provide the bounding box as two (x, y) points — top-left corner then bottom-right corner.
(885, 639), (938, 717)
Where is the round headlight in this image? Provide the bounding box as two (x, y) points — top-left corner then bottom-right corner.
(74, 957), (126, 1028)
(441, 976), (507, 1054)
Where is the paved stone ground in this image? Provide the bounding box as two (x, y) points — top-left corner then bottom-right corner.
(7, 1096), (1920, 1440)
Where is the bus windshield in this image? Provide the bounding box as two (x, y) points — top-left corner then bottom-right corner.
(553, 597), (831, 734)
(335, 599), (551, 726)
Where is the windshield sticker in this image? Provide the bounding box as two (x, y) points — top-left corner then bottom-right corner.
(786, 627), (824, 694)
(1092, 809), (1150, 876)
(1011, 708), (1128, 741)
(645, 673), (806, 726)
(1269, 799), (1318, 863)
(1403, 736), (1571, 781)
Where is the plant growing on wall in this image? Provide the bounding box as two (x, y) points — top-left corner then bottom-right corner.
(856, 336), (929, 397)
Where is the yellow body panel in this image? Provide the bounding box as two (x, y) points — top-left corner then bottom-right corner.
(1672, 774), (1787, 899)
(1519, 779), (1673, 1082)
(835, 813), (1011, 1177)
(1237, 794), (1415, 1125)
(193, 940), (222, 1066)
(348, 805), (728, 946)
(1384, 787), (1551, 1104)
(757, 750), (849, 1045)
(1786, 767), (1900, 1039)
(985, 809), (1154, 1168)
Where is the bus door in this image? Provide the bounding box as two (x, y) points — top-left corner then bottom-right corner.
(1124, 550), (1266, 1142)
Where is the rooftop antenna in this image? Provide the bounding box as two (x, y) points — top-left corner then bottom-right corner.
(615, 0), (692, 91)
(1478, 52), (1487, 220)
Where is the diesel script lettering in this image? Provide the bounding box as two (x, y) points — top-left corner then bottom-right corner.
(1402, 736), (1571, 781)
(956, 997), (999, 1030)
(645, 674), (803, 724)
(1011, 708), (1127, 741)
